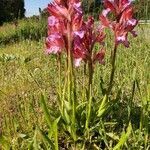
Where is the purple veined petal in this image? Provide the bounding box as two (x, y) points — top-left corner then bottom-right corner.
(73, 2), (83, 14)
(127, 19), (138, 26)
(86, 16), (94, 28)
(72, 13), (83, 31)
(121, 0), (132, 6)
(102, 8), (111, 17)
(46, 46), (61, 54)
(121, 0), (132, 12)
(116, 35), (129, 47)
(99, 11), (111, 28)
(117, 35), (126, 42)
(74, 58), (82, 67)
(74, 31), (85, 38)
(124, 19), (138, 32)
(48, 33), (62, 40)
(48, 16), (58, 26)
(73, 2), (82, 10)
(104, 0), (117, 14)
(46, 33), (65, 54)
(74, 2), (81, 8)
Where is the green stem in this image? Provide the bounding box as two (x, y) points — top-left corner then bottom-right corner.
(88, 58), (94, 95)
(67, 22), (77, 141)
(107, 44), (117, 97)
(85, 57), (94, 137)
(57, 54), (63, 110)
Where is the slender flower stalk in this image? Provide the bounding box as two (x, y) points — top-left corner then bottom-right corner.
(107, 44), (117, 95)
(100, 0), (138, 96)
(57, 54), (62, 109)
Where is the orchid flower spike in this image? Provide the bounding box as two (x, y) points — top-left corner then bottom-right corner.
(46, 0), (106, 67)
(100, 0), (138, 47)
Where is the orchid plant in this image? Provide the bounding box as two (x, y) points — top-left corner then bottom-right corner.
(42, 0), (138, 149)
(99, 0), (138, 95)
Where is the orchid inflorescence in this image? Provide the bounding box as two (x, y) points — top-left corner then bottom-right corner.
(46, 0), (138, 66)
(46, 0), (106, 67)
(100, 0), (138, 47)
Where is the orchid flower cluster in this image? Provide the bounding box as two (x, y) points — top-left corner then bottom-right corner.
(100, 0), (138, 47)
(46, 0), (106, 67)
(46, 0), (138, 67)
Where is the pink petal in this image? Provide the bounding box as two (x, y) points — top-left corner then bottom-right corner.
(48, 2), (70, 21)
(46, 46), (61, 54)
(74, 58), (82, 67)
(48, 16), (58, 26)
(116, 35), (129, 47)
(99, 9), (111, 28)
(102, 8), (111, 17)
(74, 31), (85, 38)
(127, 19), (138, 26)
(73, 2), (82, 14)
(46, 33), (65, 54)
(104, 0), (116, 13)
(72, 13), (83, 31)
(93, 48), (105, 65)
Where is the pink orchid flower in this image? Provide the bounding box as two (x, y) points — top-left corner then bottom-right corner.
(73, 16), (106, 66)
(48, 1), (70, 20)
(100, 0), (138, 47)
(46, 33), (65, 54)
(46, 0), (106, 67)
(103, 0), (132, 17)
(48, 16), (67, 34)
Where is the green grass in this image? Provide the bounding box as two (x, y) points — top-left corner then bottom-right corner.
(0, 18), (47, 45)
(0, 24), (150, 149)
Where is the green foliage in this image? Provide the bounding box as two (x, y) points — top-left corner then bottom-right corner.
(82, 0), (103, 19)
(82, 0), (150, 20)
(134, 0), (150, 20)
(0, 18), (47, 45)
(0, 2), (149, 150)
(0, 24), (150, 149)
(0, 0), (25, 25)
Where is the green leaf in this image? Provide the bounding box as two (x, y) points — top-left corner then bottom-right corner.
(52, 117), (60, 150)
(106, 133), (119, 141)
(97, 95), (107, 117)
(40, 93), (52, 128)
(63, 109), (71, 124)
(38, 127), (55, 150)
(113, 122), (132, 150)
(85, 85), (92, 130)
(33, 129), (38, 150)
(64, 100), (71, 111)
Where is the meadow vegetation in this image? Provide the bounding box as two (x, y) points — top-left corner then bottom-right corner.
(0, 20), (149, 149)
(0, 0), (150, 148)
(0, 18), (47, 45)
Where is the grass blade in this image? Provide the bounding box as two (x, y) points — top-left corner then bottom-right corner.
(40, 93), (52, 128)
(113, 122), (132, 150)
